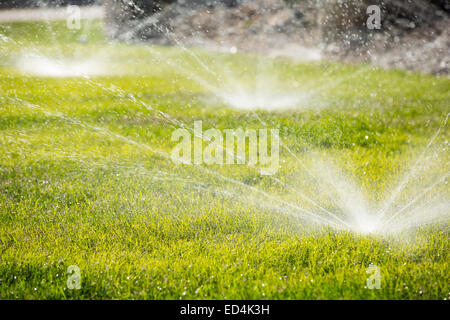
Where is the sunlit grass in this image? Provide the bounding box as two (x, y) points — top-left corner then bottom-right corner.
(0, 20), (449, 299)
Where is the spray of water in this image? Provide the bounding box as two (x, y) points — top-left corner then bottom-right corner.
(6, 93), (448, 236)
(16, 54), (107, 77)
(1, 3), (448, 237)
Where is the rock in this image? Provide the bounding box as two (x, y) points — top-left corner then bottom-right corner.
(103, 0), (450, 75)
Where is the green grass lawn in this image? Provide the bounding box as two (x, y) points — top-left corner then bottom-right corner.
(0, 20), (449, 299)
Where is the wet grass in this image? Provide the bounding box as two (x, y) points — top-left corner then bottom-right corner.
(0, 20), (449, 299)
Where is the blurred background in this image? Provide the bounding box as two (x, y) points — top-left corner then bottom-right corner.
(0, 0), (95, 8)
(0, 0), (449, 75)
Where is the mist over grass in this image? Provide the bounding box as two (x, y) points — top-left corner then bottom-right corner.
(0, 20), (449, 299)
